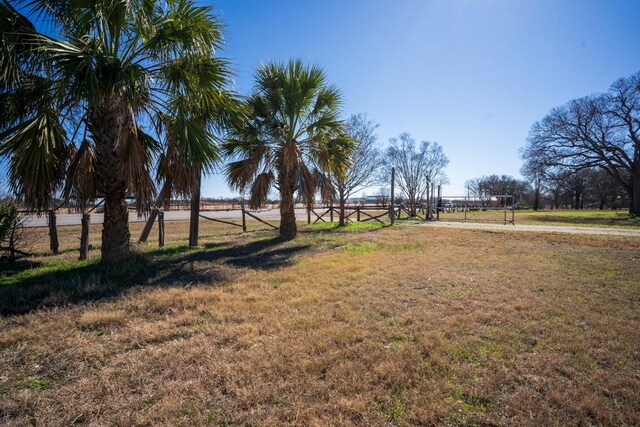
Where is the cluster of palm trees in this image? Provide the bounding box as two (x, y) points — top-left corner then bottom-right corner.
(0, 0), (354, 263)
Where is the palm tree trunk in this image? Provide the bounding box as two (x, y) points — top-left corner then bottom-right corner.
(279, 169), (297, 239)
(189, 165), (201, 247)
(101, 186), (130, 261)
(89, 98), (133, 262)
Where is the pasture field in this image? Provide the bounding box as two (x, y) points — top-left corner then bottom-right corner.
(1, 222), (639, 425)
(437, 208), (640, 228)
(515, 209), (640, 228)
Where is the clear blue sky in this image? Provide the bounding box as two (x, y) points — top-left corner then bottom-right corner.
(201, 0), (640, 198)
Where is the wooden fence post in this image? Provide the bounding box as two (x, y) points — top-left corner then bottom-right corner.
(139, 180), (171, 243)
(356, 206), (360, 222)
(48, 210), (59, 254)
(330, 202), (334, 222)
(158, 210), (165, 247)
(241, 205), (247, 232)
(425, 176), (430, 215)
(437, 185), (441, 221)
(139, 209), (158, 243)
(79, 213), (90, 260)
(503, 196), (508, 225)
(390, 167), (395, 224)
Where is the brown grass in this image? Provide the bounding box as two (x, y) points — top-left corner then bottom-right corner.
(1, 224), (639, 426)
(21, 216), (269, 256)
(438, 208), (640, 228)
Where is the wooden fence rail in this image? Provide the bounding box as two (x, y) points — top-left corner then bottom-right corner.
(243, 210), (279, 230)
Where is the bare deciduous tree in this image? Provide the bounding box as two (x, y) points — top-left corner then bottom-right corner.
(376, 186), (390, 207)
(384, 133), (449, 216)
(520, 157), (545, 210)
(330, 113), (381, 225)
(466, 175), (530, 206)
(464, 177), (491, 205)
(522, 72), (640, 215)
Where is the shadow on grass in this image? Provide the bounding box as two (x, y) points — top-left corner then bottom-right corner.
(0, 258), (47, 277)
(0, 237), (310, 316)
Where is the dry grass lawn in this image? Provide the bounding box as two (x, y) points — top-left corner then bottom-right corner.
(438, 208), (640, 228)
(1, 222), (639, 426)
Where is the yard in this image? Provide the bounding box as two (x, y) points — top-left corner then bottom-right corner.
(436, 208), (640, 228)
(1, 221), (639, 425)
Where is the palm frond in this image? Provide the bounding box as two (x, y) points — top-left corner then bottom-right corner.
(139, 0), (223, 61)
(172, 114), (220, 173)
(226, 157), (260, 191)
(118, 128), (155, 213)
(64, 138), (97, 211)
(248, 171), (274, 209)
(0, 0), (40, 89)
(0, 108), (68, 211)
(296, 161), (315, 205)
(224, 59), (352, 218)
(156, 137), (194, 198)
(312, 168), (335, 204)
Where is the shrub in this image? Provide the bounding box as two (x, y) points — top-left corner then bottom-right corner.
(0, 199), (27, 262)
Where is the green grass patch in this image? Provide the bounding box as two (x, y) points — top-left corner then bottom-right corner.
(381, 393), (409, 422)
(518, 209), (640, 228)
(28, 379), (53, 390)
(308, 221), (390, 232)
(0, 257), (98, 287)
(344, 242), (378, 254)
(461, 394), (492, 414)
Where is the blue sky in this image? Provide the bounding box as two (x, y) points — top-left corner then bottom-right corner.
(201, 0), (640, 197)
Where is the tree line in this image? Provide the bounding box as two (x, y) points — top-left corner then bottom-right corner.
(0, 0), (450, 263)
(463, 171), (627, 211)
(521, 72), (640, 215)
(464, 72), (638, 214)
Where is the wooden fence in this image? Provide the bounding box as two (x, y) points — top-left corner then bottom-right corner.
(307, 203), (432, 225)
(196, 207), (279, 234)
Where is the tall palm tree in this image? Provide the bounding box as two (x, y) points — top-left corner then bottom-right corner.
(156, 83), (242, 247)
(0, 0), (233, 262)
(225, 59), (353, 239)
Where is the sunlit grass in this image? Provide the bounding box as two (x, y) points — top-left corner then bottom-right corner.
(307, 221), (390, 231)
(1, 225), (638, 425)
(438, 208), (639, 228)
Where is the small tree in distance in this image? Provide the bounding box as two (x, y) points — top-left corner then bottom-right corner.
(465, 175), (530, 206)
(384, 133), (449, 216)
(330, 113), (381, 225)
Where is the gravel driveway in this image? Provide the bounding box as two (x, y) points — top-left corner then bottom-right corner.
(418, 221), (640, 237)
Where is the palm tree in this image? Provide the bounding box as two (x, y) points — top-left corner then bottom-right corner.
(225, 59), (353, 239)
(0, 0), (233, 262)
(156, 84), (242, 247)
